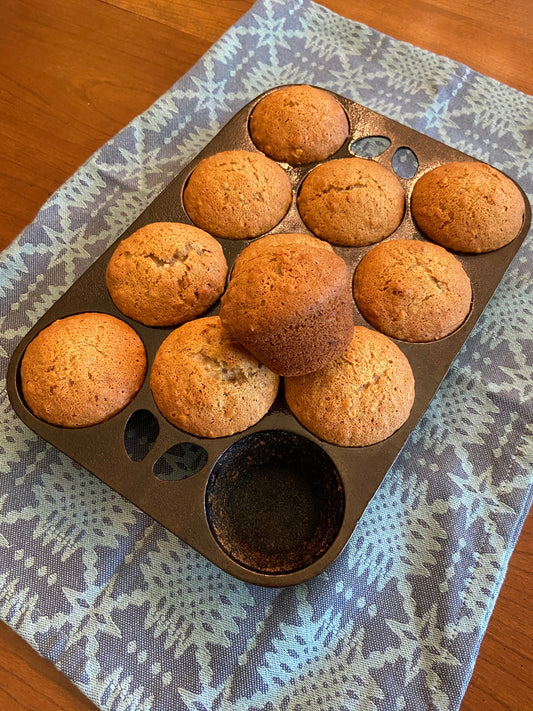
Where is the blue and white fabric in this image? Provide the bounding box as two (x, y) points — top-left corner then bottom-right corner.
(1, 1), (532, 709)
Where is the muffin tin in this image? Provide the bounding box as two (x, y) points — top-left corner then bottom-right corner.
(7, 86), (531, 587)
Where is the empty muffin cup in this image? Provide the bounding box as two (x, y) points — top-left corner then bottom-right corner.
(205, 430), (345, 575)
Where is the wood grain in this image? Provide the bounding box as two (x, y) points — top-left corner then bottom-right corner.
(0, 622), (99, 711)
(0, 1), (531, 710)
(0, 0), (215, 251)
(101, 0), (253, 45)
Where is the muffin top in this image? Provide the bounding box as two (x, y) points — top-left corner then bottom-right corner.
(353, 239), (472, 342)
(230, 231), (333, 277)
(297, 157), (405, 246)
(285, 326), (415, 447)
(149, 316), (280, 438)
(219, 233), (354, 376)
(20, 312), (146, 428)
(183, 150), (292, 239)
(106, 222), (227, 327)
(249, 84), (349, 165)
(411, 161), (525, 253)
(221, 233), (348, 323)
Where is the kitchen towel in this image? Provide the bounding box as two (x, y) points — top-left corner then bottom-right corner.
(1, 0), (532, 709)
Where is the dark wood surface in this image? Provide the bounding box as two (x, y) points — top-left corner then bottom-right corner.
(0, 1), (531, 710)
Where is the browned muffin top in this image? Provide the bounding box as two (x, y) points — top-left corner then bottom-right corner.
(150, 316), (280, 438)
(297, 157), (405, 246)
(353, 239), (472, 342)
(285, 326), (415, 447)
(183, 150), (292, 239)
(230, 232), (334, 281)
(106, 222), (228, 327)
(249, 84), (349, 165)
(411, 161), (525, 253)
(219, 233), (354, 376)
(20, 312), (146, 428)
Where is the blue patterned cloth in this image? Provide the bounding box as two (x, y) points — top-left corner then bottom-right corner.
(1, 1), (532, 709)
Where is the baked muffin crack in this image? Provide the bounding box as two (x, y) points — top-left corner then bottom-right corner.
(191, 351), (259, 383)
(145, 241), (206, 268)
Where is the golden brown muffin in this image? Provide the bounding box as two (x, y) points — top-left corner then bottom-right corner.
(353, 239), (472, 342)
(20, 313), (146, 428)
(411, 161), (525, 253)
(297, 157), (405, 246)
(249, 84), (349, 165)
(285, 326), (415, 447)
(230, 231), (332, 275)
(219, 233), (354, 376)
(183, 150), (292, 239)
(150, 316), (280, 438)
(105, 222), (228, 327)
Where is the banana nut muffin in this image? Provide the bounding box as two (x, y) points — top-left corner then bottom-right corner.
(20, 312), (146, 428)
(249, 84), (349, 165)
(106, 222), (228, 327)
(353, 239), (472, 342)
(219, 233), (354, 376)
(183, 150), (292, 239)
(297, 157), (405, 246)
(150, 316), (280, 438)
(411, 161), (525, 253)
(285, 326), (415, 447)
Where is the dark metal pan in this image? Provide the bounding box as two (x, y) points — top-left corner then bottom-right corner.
(6, 86), (531, 587)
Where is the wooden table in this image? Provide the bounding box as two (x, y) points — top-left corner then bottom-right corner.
(0, 1), (531, 709)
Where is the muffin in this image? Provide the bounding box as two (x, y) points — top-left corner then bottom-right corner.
(297, 157), (405, 246)
(249, 84), (349, 165)
(285, 326), (415, 447)
(219, 233), (354, 376)
(353, 239), (472, 342)
(150, 316), (280, 438)
(230, 231), (332, 273)
(183, 150), (292, 239)
(20, 313), (146, 428)
(105, 222), (228, 327)
(411, 161), (525, 253)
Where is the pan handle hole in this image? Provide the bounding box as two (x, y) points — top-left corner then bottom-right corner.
(350, 135), (391, 158)
(391, 146), (419, 179)
(153, 443), (208, 482)
(124, 409), (159, 461)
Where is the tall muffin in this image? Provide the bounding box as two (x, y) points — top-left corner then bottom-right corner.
(150, 316), (280, 438)
(285, 326), (415, 447)
(411, 161), (525, 253)
(106, 222), (228, 327)
(297, 157), (405, 246)
(353, 239), (472, 342)
(20, 313), (146, 428)
(219, 233), (354, 376)
(249, 84), (349, 165)
(183, 150), (292, 239)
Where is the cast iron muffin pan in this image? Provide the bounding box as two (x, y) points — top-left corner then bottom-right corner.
(7, 86), (531, 587)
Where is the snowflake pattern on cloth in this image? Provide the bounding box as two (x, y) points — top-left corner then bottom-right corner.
(1, 1), (532, 710)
